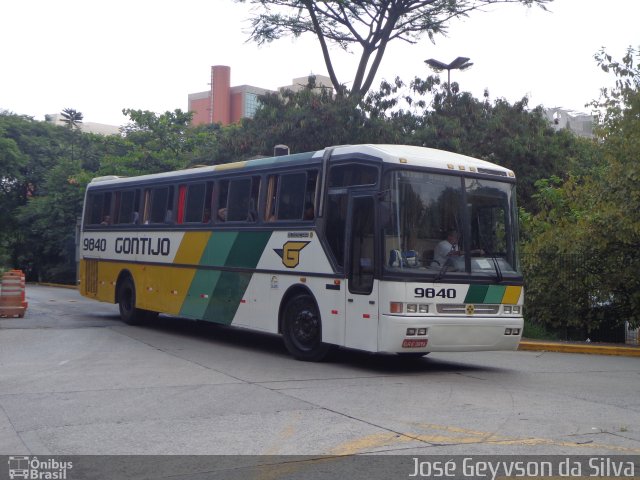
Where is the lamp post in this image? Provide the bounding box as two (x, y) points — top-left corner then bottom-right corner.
(424, 56), (473, 97)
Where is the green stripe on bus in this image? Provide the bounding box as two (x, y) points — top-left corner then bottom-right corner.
(201, 231), (238, 266)
(203, 271), (252, 324)
(484, 285), (506, 304)
(464, 285), (489, 303)
(195, 231), (273, 324)
(179, 270), (222, 319)
(225, 231), (272, 268)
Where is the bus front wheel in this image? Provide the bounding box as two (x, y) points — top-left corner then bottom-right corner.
(117, 276), (146, 325)
(282, 294), (331, 361)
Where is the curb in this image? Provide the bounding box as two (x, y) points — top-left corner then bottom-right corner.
(519, 340), (640, 357)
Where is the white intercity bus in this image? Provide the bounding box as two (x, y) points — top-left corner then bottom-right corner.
(79, 144), (523, 360)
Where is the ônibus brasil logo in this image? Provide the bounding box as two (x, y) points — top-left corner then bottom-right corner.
(8, 456), (73, 479)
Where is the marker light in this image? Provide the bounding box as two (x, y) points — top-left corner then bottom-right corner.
(390, 302), (403, 314)
(407, 304), (418, 313)
(417, 328), (427, 336)
(406, 328), (416, 336)
(505, 328), (512, 335)
(504, 305), (512, 314)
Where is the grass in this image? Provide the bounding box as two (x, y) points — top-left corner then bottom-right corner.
(523, 319), (561, 341)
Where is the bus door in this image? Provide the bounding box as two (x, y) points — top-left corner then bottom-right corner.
(345, 194), (379, 351)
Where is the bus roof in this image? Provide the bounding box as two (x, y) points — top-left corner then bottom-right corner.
(88, 144), (514, 188)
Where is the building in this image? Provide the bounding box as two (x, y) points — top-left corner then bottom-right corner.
(188, 65), (333, 127)
(544, 108), (595, 139)
(45, 114), (121, 136)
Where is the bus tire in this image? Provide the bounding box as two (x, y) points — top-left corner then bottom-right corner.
(282, 294), (331, 361)
(117, 276), (146, 325)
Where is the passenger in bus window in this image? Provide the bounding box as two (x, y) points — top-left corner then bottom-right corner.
(217, 207), (227, 221)
(100, 215), (111, 225)
(203, 209), (211, 223)
(132, 212), (139, 224)
(303, 202), (315, 220)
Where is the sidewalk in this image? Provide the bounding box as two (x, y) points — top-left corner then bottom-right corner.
(519, 339), (640, 357)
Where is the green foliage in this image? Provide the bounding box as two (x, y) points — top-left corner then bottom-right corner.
(98, 109), (195, 176)
(15, 159), (86, 282)
(0, 112), (115, 281)
(524, 46), (640, 334)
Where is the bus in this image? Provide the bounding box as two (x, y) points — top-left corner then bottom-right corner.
(79, 144), (523, 361)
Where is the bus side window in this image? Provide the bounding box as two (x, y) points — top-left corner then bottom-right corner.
(225, 177), (259, 222)
(304, 170), (318, 220)
(266, 170), (317, 222)
(116, 190), (139, 225)
(329, 164), (378, 188)
(147, 186), (174, 224)
(277, 172), (306, 220)
(325, 191), (348, 268)
(86, 191), (112, 226)
(204, 182), (213, 223)
(216, 180), (229, 222)
(264, 176), (278, 222)
(184, 182), (207, 223)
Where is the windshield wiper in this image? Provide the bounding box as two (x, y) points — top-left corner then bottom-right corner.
(486, 250), (503, 283)
(434, 258), (452, 282)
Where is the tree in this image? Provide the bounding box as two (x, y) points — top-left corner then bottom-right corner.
(238, 0), (551, 98)
(99, 109), (195, 176)
(60, 108), (84, 130)
(522, 46), (640, 336)
(361, 74), (588, 212)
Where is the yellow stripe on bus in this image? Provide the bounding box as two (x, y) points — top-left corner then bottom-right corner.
(214, 161), (247, 171)
(174, 231), (211, 264)
(502, 285), (522, 304)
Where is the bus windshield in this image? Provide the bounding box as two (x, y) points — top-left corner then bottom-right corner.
(382, 170), (520, 279)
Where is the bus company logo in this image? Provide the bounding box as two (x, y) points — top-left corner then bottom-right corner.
(8, 456), (73, 479)
(466, 304), (475, 315)
(274, 241), (310, 268)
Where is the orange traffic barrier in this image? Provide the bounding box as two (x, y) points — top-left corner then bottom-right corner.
(0, 269), (27, 318)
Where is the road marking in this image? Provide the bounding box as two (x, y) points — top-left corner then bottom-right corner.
(330, 423), (640, 455)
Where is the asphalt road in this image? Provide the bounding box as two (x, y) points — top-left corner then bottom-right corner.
(1, 285), (639, 456)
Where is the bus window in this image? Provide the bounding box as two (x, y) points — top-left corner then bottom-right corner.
(329, 164), (378, 188)
(115, 190), (140, 225)
(277, 172), (306, 220)
(216, 180), (229, 222)
(325, 192), (348, 268)
(184, 183), (207, 223)
(219, 176), (260, 223)
(264, 176), (278, 222)
(304, 171), (318, 220)
(147, 186), (174, 224)
(86, 191), (112, 226)
(266, 170), (318, 222)
(349, 196), (375, 294)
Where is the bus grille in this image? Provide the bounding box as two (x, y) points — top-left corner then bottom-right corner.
(436, 304), (500, 315)
(85, 259), (98, 294)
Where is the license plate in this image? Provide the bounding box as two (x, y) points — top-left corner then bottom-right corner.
(402, 339), (428, 348)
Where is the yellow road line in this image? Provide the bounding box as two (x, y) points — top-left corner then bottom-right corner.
(330, 423), (640, 455)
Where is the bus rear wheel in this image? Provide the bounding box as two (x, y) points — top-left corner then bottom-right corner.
(282, 294), (331, 361)
(117, 276), (147, 325)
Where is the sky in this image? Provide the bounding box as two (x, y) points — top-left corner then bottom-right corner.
(1, 0), (638, 127)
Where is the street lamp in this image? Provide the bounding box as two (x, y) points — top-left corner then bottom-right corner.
(424, 56), (473, 96)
